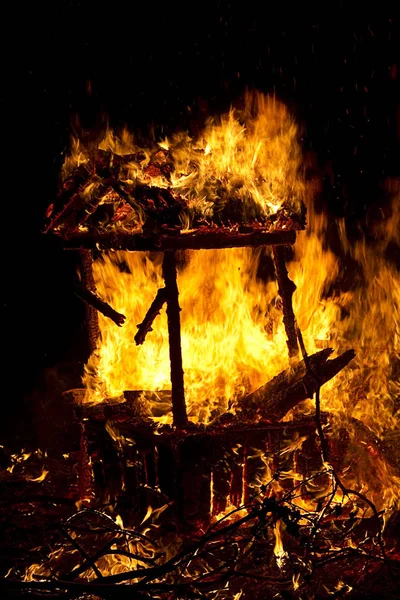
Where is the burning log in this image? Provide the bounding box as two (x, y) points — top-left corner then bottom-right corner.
(272, 245), (299, 360)
(79, 249), (100, 352)
(45, 179), (113, 236)
(239, 348), (356, 421)
(180, 435), (212, 523)
(62, 228), (297, 251)
(134, 288), (168, 345)
(162, 251), (188, 428)
(44, 164), (92, 232)
(75, 285), (126, 327)
(78, 423), (94, 504)
(211, 445), (235, 516)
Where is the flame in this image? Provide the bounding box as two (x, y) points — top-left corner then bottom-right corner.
(17, 95), (399, 594)
(291, 189), (400, 512)
(67, 92), (303, 419)
(292, 572), (301, 591)
(140, 505), (153, 525)
(273, 519), (288, 568)
(26, 468), (48, 483)
(83, 246), (293, 422)
(61, 92), (305, 231)
(324, 579), (353, 596)
(70, 97), (400, 514)
(165, 93), (304, 220)
(82, 192), (399, 513)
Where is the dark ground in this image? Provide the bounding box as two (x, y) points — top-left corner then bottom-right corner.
(2, 3), (399, 440)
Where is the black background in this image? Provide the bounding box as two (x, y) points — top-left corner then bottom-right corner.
(3, 3), (399, 431)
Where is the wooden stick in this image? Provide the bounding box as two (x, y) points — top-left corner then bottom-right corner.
(70, 179), (114, 231)
(134, 288), (167, 345)
(78, 422), (94, 504)
(272, 245), (299, 360)
(79, 249), (101, 353)
(62, 229), (297, 251)
(75, 285), (126, 327)
(162, 251), (188, 428)
(44, 164), (92, 232)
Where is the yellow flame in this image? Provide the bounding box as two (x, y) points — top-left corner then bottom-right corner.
(62, 92), (305, 230)
(83, 246), (292, 422)
(166, 93), (304, 219)
(27, 469), (48, 483)
(69, 97), (400, 514)
(292, 572), (301, 591)
(273, 519), (288, 568)
(140, 505), (153, 525)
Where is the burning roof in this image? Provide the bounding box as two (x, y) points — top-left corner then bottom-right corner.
(45, 94), (306, 247)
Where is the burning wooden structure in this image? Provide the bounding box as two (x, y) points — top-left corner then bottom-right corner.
(3, 95), (398, 599)
(42, 127), (357, 526)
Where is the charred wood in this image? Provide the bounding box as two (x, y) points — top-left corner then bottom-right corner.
(230, 443), (245, 507)
(44, 164), (92, 231)
(327, 414), (400, 477)
(69, 180), (114, 232)
(75, 284), (126, 327)
(272, 245), (299, 360)
(134, 288), (167, 345)
(162, 251), (188, 428)
(180, 435), (212, 523)
(212, 445), (235, 516)
(79, 250), (100, 352)
(239, 348), (356, 421)
(62, 228), (297, 251)
(45, 185), (89, 234)
(78, 423), (93, 504)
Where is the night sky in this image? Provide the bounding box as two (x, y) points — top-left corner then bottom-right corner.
(3, 4), (398, 430)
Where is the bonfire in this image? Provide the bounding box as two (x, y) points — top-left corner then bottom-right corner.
(1, 92), (399, 599)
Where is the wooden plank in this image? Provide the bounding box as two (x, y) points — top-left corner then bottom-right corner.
(61, 228), (297, 251)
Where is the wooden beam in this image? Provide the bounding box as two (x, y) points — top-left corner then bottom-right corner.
(134, 288), (167, 345)
(79, 249), (100, 353)
(62, 228), (297, 251)
(238, 348), (356, 421)
(162, 251), (188, 428)
(272, 245), (299, 360)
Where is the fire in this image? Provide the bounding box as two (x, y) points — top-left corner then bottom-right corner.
(77, 92), (308, 420)
(3, 92), (398, 600)
(70, 94), (399, 512)
(273, 519), (288, 568)
(165, 93), (304, 221)
(83, 246), (292, 421)
(292, 189), (400, 512)
(62, 92), (304, 231)
(26, 468), (48, 483)
(293, 191), (400, 437)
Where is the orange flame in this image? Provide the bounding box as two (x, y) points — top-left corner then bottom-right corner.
(62, 92), (305, 231)
(70, 96), (400, 513)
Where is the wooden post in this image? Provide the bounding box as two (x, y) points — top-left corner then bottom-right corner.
(77, 422), (94, 505)
(162, 251), (188, 428)
(79, 249), (100, 354)
(272, 245), (299, 361)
